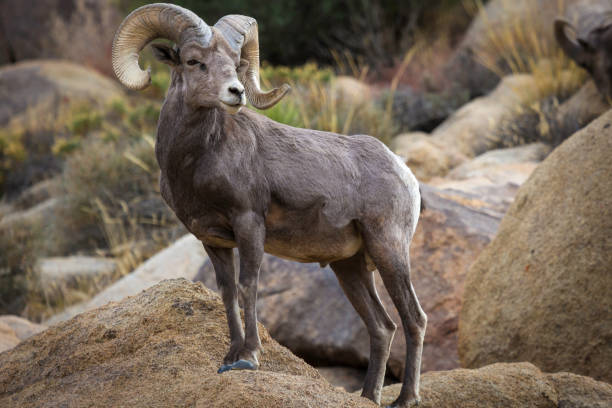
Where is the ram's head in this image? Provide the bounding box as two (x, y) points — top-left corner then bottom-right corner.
(112, 3), (289, 113)
(555, 12), (612, 100)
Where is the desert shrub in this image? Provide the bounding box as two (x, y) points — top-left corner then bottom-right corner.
(0, 219), (41, 316)
(52, 133), (182, 265)
(0, 127), (63, 199)
(259, 62), (398, 143)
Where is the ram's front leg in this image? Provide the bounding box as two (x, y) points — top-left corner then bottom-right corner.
(203, 245), (245, 372)
(219, 211), (265, 373)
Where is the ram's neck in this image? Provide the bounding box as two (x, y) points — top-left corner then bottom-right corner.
(156, 96), (226, 169)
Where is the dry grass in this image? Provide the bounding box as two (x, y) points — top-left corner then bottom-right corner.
(474, 0), (586, 101)
(258, 48), (419, 145)
(469, 0), (590, 148)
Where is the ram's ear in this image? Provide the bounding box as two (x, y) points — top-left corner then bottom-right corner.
(150, 43), (180, 66)
(554, 18), (593, 69)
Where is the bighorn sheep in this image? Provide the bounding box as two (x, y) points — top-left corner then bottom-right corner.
(555, 5), (612, 99)
(112, 4), (425, 407)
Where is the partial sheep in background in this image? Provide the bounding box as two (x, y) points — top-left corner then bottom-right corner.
(555, 6), (612, 100)
(112, 3), (425, 407)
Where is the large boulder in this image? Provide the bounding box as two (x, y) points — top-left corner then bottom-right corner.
(392, 132), (467, 181)
(391, 87), (470, 133)
(444, 143), (551, 183)
(0, 279), (375, 408)
(196, 183), (507, 378)
(381, 362), (612, 408)
(45, 234), (208, 325)
(0, 0), (121, 75)
(0, 60), (125, 196)
(458, 109), (612, 382)
(0, 60), (124, 134)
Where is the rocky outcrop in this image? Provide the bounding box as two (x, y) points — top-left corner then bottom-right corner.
(381, 362), (612, 408)
(45, 235), (208, 325)
(459, 109), (612, 382)
(0, 0), (121, 75)
(393, 74), (544, 180)
(0, 279), (376, 408)
(196, 183), (506, 378)
(391, 87), (470, 133)
(392, 132), (467, 181)
(444, 143), (551, 182)
(3, 282), (609, 407)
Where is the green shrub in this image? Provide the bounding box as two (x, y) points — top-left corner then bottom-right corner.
(68, 107), (102, 136)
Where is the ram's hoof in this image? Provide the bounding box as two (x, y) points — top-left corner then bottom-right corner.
(217, 359), (257, 373)
(384, 398), (420, 408)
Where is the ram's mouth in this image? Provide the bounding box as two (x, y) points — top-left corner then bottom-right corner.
(220, 100), (245, 113)
(221, 100), (242, 107)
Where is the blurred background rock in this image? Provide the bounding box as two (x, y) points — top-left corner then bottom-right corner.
(0, 0), (610, 400)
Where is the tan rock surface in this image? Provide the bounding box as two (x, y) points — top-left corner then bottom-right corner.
(459, 109), (612, 382)
(0, 279), (375, 408)
(445, 143), (551, 181)
(381, 362), (612, 408)
(392, 132), (468, 181)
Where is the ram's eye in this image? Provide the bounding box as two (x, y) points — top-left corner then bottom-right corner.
(186, 59), (199, 66)
(200, 63), (207, 72)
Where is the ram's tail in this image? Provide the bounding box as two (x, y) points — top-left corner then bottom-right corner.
(419, 187), (426, 214)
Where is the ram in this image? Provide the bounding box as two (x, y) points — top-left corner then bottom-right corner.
(112, 4), (425, 407)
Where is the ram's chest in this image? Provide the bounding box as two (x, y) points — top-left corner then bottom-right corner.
(159, 151), (249, 246)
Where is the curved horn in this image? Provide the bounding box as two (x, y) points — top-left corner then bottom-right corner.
(554, 18), (592, 69)
(214, 15), (290, 109)
(112, 3), (212, 90)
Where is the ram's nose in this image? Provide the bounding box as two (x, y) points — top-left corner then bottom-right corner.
(228, 85), (245, 98)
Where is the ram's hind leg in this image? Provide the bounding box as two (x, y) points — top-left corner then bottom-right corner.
(362, 226), (426, 408)
(330, 251), (396, 405)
